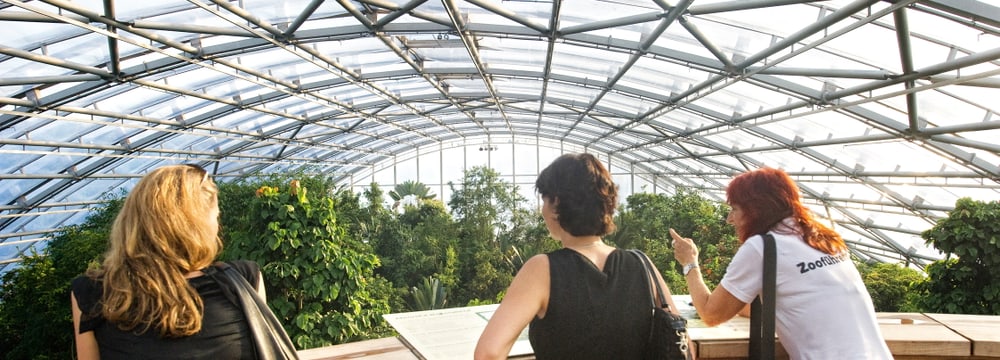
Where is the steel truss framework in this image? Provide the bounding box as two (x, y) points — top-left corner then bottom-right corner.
(1, 0), (999, 270)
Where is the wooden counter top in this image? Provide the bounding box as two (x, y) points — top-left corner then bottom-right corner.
(299, 307), (1000, 360)
(298, 337), (418, 360)
(924, 313), (1000, 357)
(877, 313), (970, 357)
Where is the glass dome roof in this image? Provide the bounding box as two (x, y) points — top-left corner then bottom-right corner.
(2, 0), (999, 270)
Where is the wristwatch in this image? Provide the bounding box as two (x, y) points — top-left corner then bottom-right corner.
(682, 262), (699, 276)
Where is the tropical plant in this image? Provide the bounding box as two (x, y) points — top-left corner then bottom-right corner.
(856, 261), (924, 312)
(447, 166), (532, 303)
(496, 207), (553, 271)
(409, 276), (448, 311)
(389, 180), (437, 212)
(913, 198), (1000, 315)
(397, 200), (460, 287)
(348, 183), (407, 286)
(609, 189), (735, 294)
(0, 196), (123, 360)
(219, 176), (392, 349)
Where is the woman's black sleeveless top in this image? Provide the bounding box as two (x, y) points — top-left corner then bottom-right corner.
(529, 248), (651, 360)
(71, 260), (260, 359)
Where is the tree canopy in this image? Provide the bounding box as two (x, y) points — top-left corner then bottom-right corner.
(2, 169), (993, 359)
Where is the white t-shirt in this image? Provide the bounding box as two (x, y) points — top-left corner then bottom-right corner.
(720, 228), (894, 360)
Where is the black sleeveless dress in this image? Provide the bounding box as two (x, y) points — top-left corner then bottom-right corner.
(528, 248), (651, 360)
(71, 260), (260, 360)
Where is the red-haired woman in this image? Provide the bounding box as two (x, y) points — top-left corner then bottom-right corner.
(671, 167), (892, 359)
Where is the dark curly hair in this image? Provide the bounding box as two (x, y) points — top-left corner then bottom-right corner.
(535, 153), (618, 236)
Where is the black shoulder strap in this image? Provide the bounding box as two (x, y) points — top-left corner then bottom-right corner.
(749, 233), (776, 360)
(629, 249), (668, 309)
(202, 262), (240, 308)
(207, 263), (300, 360)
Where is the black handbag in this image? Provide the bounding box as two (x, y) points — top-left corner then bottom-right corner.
(630, 250), (693, 360)
(205, 262), (300, 360)
(749, 233), (777, 360)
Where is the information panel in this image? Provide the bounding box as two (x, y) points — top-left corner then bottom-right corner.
(383, 304), (532, 360)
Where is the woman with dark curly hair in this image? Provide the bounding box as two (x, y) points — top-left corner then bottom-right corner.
(671, 167), (892, 359)
(475, 153), (684, 360)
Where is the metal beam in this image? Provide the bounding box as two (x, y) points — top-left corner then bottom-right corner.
(374, 0), (428, 29)
(688, 0), (828, 15)
(678, 15), (735, 71)
(103, 0), (120, 77)
(0, 46), (111, 78)
(284, 0), (327, 36)
(893, 7), (919, 132)
(0, 74), (102, 86)
(746, 67), (893, 80)
(737, 0), (884, 69)
(442, 0), (513, 132)
(558, 11), (664, 35)
(921, 0), (1000, 29)
(566, 0), (692, 142)
(466, 0), (548, 34)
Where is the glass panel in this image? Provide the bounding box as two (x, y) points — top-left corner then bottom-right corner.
(5, 0), (998, 265)
(489, 146), (513, 175)
(417, 150), (441, 185)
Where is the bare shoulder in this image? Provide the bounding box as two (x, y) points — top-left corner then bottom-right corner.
(519, 254), (550, 274)
(509, 254), (550, 286)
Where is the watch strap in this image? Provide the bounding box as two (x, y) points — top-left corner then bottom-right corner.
(682, 262), (698, 275)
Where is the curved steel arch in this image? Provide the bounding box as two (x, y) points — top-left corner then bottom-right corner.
(2, 0), (1000, 268)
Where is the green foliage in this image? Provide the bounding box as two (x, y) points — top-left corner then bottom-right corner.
(447, 166), (535, 303)
(365, 198), (458, 295)
(408, 277), (448, 311)
(437, 246), (460, 290)
(498, 208), (554, 271)
(219, 176), (392, 349)
(0, 197), (123, 360)
(466, 291), (505, 306)
(0, 253), (65, 360)
(608, 189), (735, 294)
(362, 168), (549, 310)
(389, 180), (437, 212)
(913, 198), (1000, 315)
(856, 261), (924, 312)
(24, 166), (971, 355)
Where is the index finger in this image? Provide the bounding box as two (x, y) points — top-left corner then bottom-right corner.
(669, 228), (683, 241)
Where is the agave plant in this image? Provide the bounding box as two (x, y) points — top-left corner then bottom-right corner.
(409, 276), (448, 311)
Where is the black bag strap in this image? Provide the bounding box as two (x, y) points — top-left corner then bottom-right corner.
(206, 262), (299, 360)
(630, 249), (693, 360)
(749, 233), (776, 360)
(629, 249), (668, 309)
(202, 263), (240, 308)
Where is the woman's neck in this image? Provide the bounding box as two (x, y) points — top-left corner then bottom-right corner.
(563, 236), (605, 251)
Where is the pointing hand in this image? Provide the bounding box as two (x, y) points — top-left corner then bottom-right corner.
(670, 228), (699, 265)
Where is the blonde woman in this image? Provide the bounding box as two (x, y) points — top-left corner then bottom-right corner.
(71, 164), (267, 359)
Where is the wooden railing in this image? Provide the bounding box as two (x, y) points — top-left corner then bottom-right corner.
(298, 296), (1000, 360)
(298, 311), (1000, 360)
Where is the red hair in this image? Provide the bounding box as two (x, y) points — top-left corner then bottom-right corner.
(726, 167), (846, 255)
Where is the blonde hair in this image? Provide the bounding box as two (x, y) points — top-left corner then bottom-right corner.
(89, 164), (222, 337)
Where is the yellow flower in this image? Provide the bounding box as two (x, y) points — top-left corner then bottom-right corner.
(255, 186), (279, 197)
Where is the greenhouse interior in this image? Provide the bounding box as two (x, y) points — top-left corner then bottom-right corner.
(1, 0), (1000, 358)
